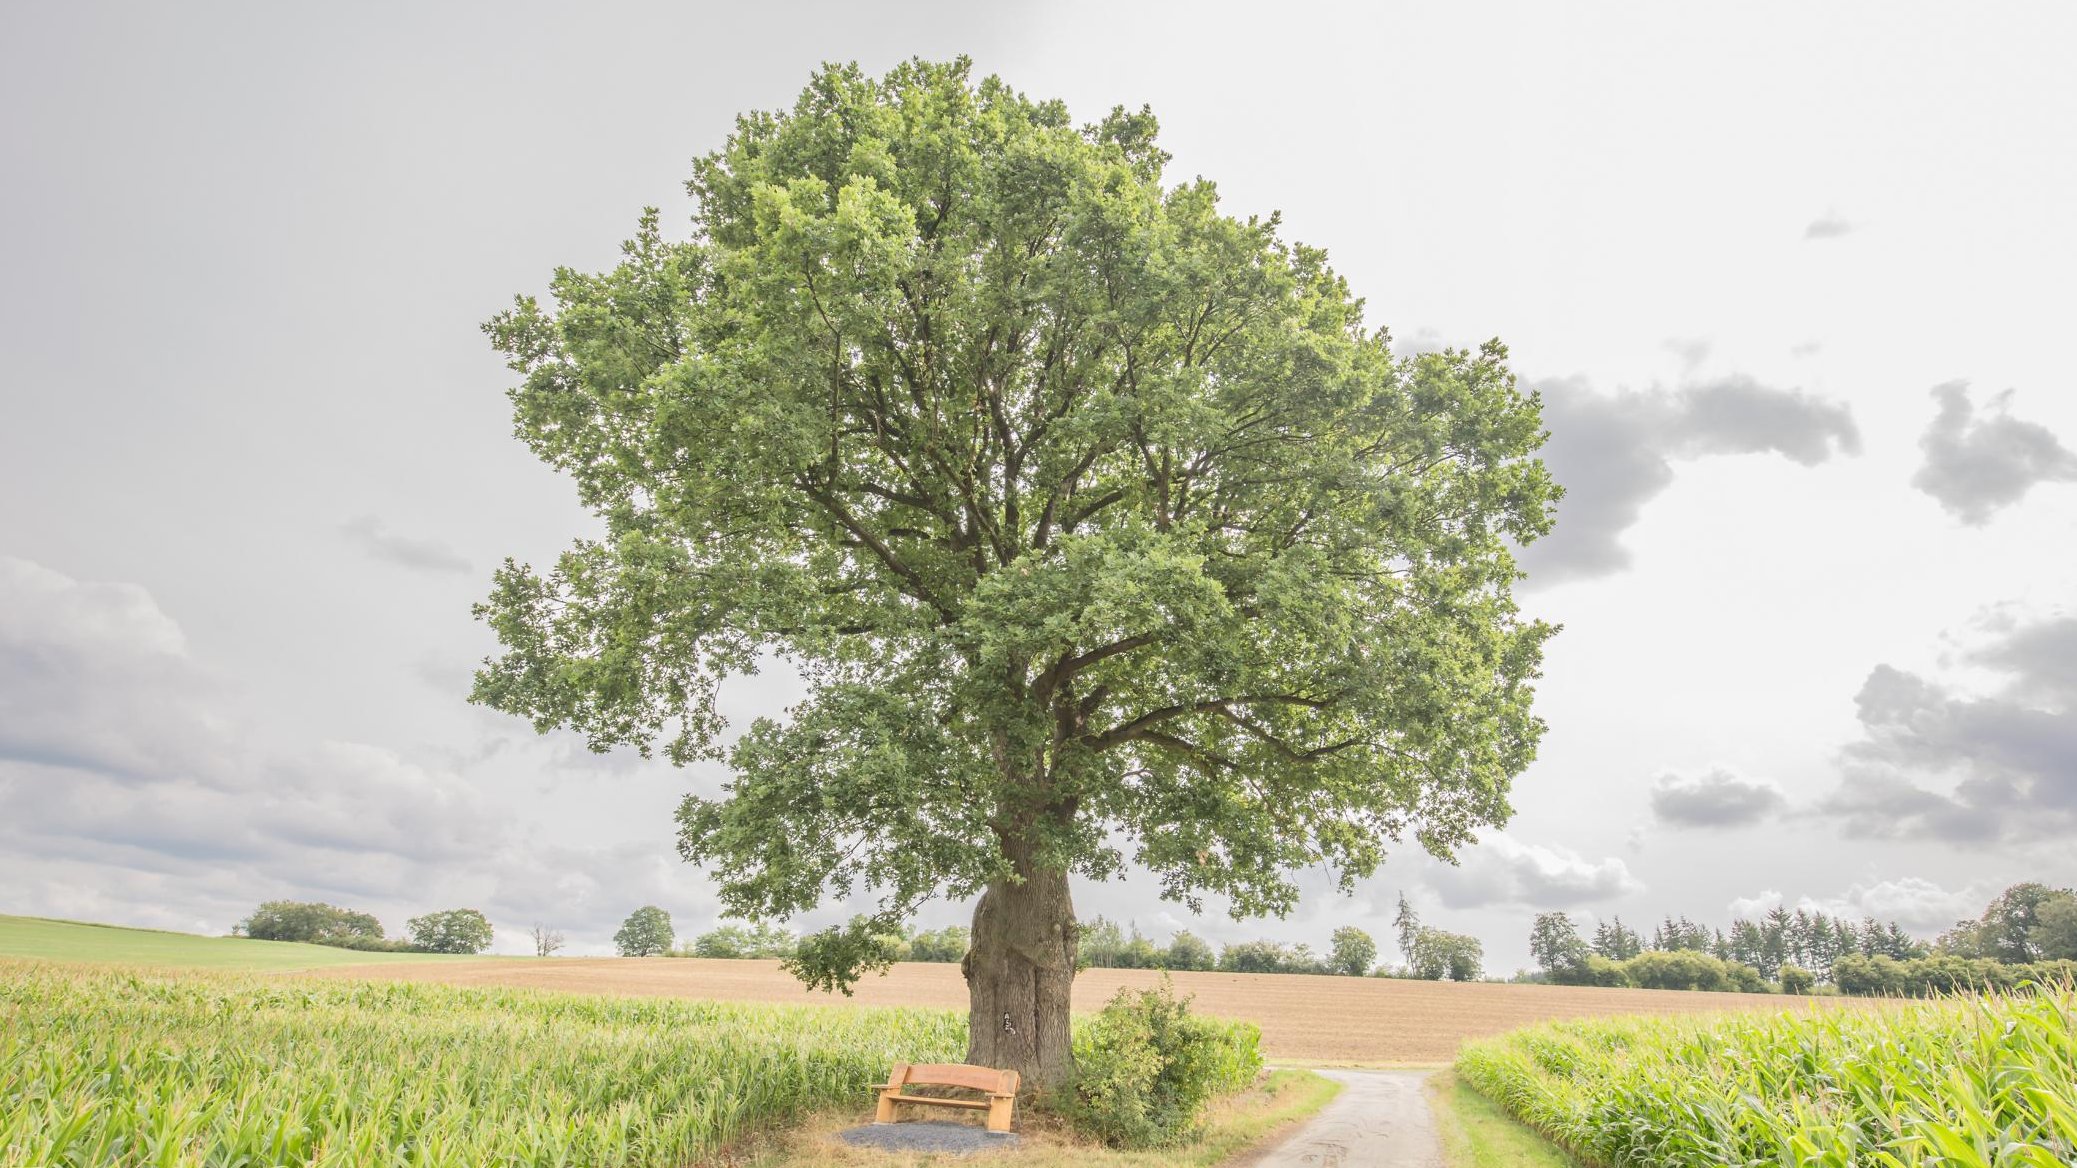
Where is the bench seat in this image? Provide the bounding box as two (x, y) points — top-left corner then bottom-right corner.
(873, 1062), (1020, 1133)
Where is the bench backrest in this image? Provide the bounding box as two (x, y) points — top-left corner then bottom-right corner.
(891, 1062), (1020, 1096)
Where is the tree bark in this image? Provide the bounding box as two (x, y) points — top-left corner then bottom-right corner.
(961, 857), (1078, 1091)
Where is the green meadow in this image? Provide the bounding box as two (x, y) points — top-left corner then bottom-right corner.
(0, 914), (462, 971)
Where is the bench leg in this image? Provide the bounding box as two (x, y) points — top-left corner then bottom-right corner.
(874, 1090), (897, 1125)
(986, 1096), (1013, 1134)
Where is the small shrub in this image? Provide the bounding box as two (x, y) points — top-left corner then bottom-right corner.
(1065, 979), (1260, 1148)
(1779, 964), (1816, 995)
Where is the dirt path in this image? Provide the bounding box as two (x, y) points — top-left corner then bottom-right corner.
(1251, 1070), (1443, 1167)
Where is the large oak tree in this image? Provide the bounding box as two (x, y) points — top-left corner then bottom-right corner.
(473, 58), (1558, 1089)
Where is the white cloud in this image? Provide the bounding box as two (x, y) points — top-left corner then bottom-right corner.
(1796, 877), (1982, 933)
(1726, 889), (1782, 919)
(1726, 878), (1981, 932)
(1430, 834), (1642, 909)
(0, 556), (719, 954)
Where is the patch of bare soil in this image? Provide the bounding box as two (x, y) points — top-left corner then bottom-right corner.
(303, 958), (1866, 1063)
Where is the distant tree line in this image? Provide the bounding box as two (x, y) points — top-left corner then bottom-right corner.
(1074, 918), (1382, 977)
(652, 913), (1390, 978)
(1523, 883), (2077, 997)
(235, 901), (493, 954)
(1832, 882), (2077, 998)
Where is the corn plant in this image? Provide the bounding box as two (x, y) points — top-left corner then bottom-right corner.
(2, 958), (1266, 1166)
(1, 960), (966, 1167)
(1456, 983), (2077, 1167)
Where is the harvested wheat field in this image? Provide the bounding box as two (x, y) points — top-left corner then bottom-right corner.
(305, 958), (1869, 1063)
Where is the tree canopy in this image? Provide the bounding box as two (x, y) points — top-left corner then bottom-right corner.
(472, 57), (1557, 1081)
(615, 906), (675, 957)
(406, 908), (493, 955)
(239, 901), (384, 945)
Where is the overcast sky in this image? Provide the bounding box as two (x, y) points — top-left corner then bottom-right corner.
(4, 1), (2073, 971)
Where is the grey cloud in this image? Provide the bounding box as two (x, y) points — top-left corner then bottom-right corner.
(341, 515), (472, 574)
(1970, 618), (2077, 707)
(0, 556), (715, 951)
(0, 556), (228, 782)
(1822, 617), (2077, 843)
(1519, 376), (1860, 583)
(1429, 834), (1641, 909)
(1650, 768), (1788, 828)
(1910, 382), (2077, 525)
(1804, 214), (1853, 240)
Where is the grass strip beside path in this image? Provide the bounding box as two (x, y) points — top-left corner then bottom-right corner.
(1427, 1070), (1582, 1167)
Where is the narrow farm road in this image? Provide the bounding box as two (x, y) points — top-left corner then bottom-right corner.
(1253, 1069), (1444, 1168)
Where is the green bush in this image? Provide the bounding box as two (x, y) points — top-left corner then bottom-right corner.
(1065, 979), (1261, 1148)
(1778, 964), (1816, 994)
(238, 901), (386, 945)
(1831, 953), (2077, 997)
(1581, 955), (1631, 987)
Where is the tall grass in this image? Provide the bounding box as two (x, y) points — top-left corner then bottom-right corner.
(0, 959), (966, 1166)
(1455, 985), (2077, 1167)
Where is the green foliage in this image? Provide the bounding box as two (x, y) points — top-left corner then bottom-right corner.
(1164, 931), (1216, 972)
(1457, 986), (2077, 1165)
(613, 905), (674, 957)
(405, 908), (493, 955)
(1552, 949), (1767, 992)
(239, 901), (386, 946)
(1328, 926), (1378, 976)
(684, 920), (797, 959)
(1777, 964), (1816, 995)
(2035, 897), (2077, 962)
(1408, 927), (1484, 981)
(1619, 949), (1745, 992)
(1065, 980), (1263, 1149)
(1390, 895), (1480, 980)
(471, 56), (1559, 995)
(0, 960), (965, 1167)
(1578, 956), (1630, 988)
(1833, 952), (2077, 997)
(1940, 882), (2077, 965)
(1588, 917), (1642, 961)
(905, 925), (970, 963)
(1528, 912), (1588, 980)
(1216, 940), (1292, 974)
(781, 913), (909, 993)
(1079, 917), (1163, 970)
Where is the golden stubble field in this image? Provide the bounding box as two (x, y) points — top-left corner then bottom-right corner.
(306, 958), (1868, 1063)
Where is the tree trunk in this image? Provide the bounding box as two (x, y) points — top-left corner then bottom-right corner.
(961, 860), (1077, 1092)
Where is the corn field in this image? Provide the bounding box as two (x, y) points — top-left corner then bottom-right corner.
(0, 959), (967, 1167)
(1455, 984), (2077, 1167)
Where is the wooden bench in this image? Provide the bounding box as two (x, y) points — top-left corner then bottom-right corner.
(872, 1062), (1020, 1134)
